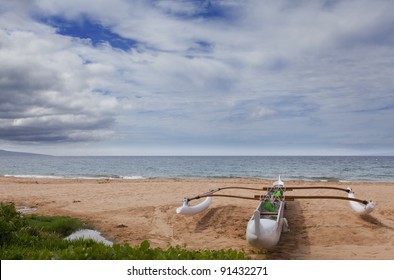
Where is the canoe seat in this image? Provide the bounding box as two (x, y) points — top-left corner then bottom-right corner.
(260, 211), (279, 215)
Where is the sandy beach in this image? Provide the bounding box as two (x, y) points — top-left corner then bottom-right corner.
(1, 176), (393, 259)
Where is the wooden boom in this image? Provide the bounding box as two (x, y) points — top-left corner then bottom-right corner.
(193, 185), (350, 195)
(257, 195), (369, 205)
(282, 186), (350, 192)
(188, 193), (369, 205)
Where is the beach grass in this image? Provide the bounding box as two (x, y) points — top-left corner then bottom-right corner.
(0, 203), (250, 260)
(26, 214), (86, 237)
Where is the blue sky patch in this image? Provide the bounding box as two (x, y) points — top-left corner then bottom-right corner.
(40, 15), (138, 50)
(155, 0), (239, 21)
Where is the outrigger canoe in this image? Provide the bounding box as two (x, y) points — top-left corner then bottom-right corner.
(176, 176), (376, 249)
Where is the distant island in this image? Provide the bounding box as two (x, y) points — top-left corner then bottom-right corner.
(0, 149), (50, 157)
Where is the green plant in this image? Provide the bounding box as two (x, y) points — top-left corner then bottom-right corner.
(0, 203), (251, 260)
(26, 215), (85, 237)
(0, 203), (28, 246)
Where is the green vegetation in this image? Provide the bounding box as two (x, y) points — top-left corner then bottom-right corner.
(26, 214), (85, 236)
(0, 203), (250, 260)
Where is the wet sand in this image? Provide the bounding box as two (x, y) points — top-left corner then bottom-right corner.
(1, 176), (393, 259)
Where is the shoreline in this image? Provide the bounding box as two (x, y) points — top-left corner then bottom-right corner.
(3, 174), (394, 183)
(1, 176), (393, 259)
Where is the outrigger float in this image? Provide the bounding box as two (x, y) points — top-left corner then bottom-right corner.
(176, 176), (376, 249)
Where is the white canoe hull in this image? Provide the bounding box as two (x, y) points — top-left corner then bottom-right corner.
(347, 188), (376, 215)
(246, 200), (287, 249)
(176, 197), (212, 215)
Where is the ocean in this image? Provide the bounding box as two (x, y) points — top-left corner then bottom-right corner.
(0, 156), (393, 182)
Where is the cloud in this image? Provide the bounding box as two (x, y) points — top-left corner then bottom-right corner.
(0, 12), (120, 142)
(1, 0), (394, 155)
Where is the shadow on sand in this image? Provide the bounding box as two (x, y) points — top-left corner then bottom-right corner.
(361, 215), (394, 230)
(265, 201), (310, 259)
(194, 208), (221, 232)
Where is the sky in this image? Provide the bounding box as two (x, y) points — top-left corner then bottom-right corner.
(0, 0), (394, 156)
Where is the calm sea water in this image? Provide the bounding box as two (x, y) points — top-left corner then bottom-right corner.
(0, 156), (393, 182)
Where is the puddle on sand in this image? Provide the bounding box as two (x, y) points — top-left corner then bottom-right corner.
(17, 206), (37, 213)
(65, 229), (113, 246)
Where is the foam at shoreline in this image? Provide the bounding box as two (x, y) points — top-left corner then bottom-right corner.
(4, 174), (145, 180)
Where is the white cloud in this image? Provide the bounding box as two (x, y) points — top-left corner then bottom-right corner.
(1, 0), (394, 154)
(0, 12), (120, 142)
